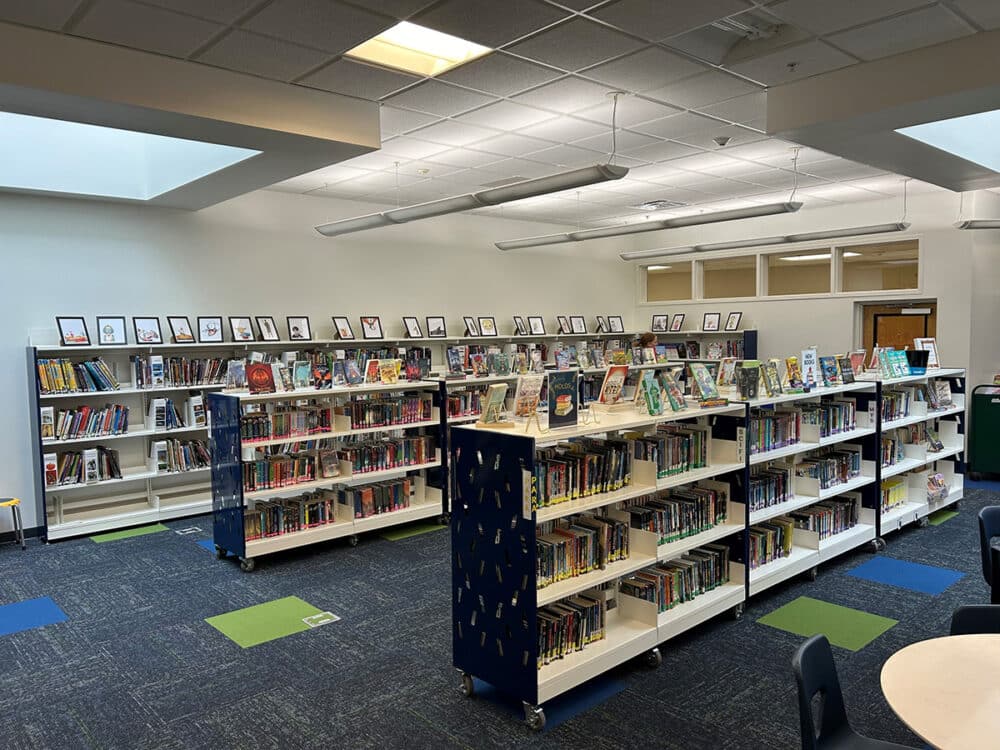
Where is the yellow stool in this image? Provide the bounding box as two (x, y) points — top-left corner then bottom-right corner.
(0, 498), (25, 550)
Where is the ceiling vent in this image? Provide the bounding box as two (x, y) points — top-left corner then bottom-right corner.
(630, 199), (688, 211)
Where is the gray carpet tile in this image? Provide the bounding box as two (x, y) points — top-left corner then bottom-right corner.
(0, 489), (993, 750)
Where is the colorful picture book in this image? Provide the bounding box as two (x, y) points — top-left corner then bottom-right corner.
(598, 365), (629, 404)
(513, 374), (545, 418)
(547, 370), (579, 429)
(689, 363), (719, 401)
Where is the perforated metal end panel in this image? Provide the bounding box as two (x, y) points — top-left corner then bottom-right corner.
(208, 393), (246, 558)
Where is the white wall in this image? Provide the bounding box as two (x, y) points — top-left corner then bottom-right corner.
(0, 189), (633, 531)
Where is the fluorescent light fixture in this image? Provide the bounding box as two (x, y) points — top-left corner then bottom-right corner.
(784, 222), (910, 242)
(897, 109), (1000, 172)
(697, 236), (787, 252)
(344, 21), (491, 77)
(0, 111), (259, 201)
(317, 164), (628, 237)
(955, 219), (1000, 229)
(496, 201), (802, 250)
(621, 246), (695, 260)
(647, 265), (671, 270)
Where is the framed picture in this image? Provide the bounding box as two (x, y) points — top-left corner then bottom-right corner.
(287, 316), (312, 341)
(133, 316), (163, 345)
(229, 316), (255, 342)
(914, 337), (940, 368)
(426, 316), (447, 338)
(724, 312), (742, 332)
(651, 314), (669, 333)
(608, 315), (625, 333)
(557, 315), (571, 335)
(570, 315), (587, 334)
(669, 313), (685, 332)
(528, 316), (545, 335)
(513, 315), (528, 336)
(167, 316), (196, 344)
(360, 316), (383, 340)
(57, 316), (91, 346)
(95, 316), (127, 345)
(463, 316), (479, 337)
(478, 316), (498, 337)
(197, 316), (224, 343)
(332, 316), (355, 340)
(703, 312), (721, 332)
(595, 315), (608, 333)
(256, 316), (280, 341)
(402, 316), (423, 338)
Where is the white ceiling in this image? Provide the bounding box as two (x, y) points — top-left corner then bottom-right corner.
(6, 0), (996, 226)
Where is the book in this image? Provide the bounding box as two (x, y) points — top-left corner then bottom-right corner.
(818, 356), (841, 387)
(598, 365), (628, 404)
(800, 347), (819, 387)
(150, 355), (165, 387)
(716, 357), (737, 388)
(889, 349), (911, 377)
(927, 472), (949, 502)
(934, 380), (953, 407)
(186, 395), (205, 428)
(547, 370), (579, 428)
(345, 359), (363, 385)
(470, 353), (488, 377)
(664, 343), (681, 360)
(245, 362), (276, 394)
(836, 355), (855, 384)
(43, 452), (58, 487)
(849, 350), (866, 375)
(379, 359), (399, 385)
(364, 359), (381, 383)
(763, 360), (783, 397)
(479, 383), (509, 424)
(83, 448), (99, 484)
(40, 406), (55, 439)
(332, 360), (347, 386)
(446, 348), (465, 378)
(689, 363), (719, 400)
(785, 356), (804, 391)
(640, 371), (663, 416)
(658, 371), (686, 412)
(925, 423), (944, 452)
(512, 374), (545, 418)
(554, 348), (571, 370)
(274, 363), (293, 391)
(642, 347), (657, 364)
(735, 360), (760, 399)
(319, 448), (341, 478)
(292, 360), (312, 389)
(226, 359), (246, 389)
(577, 349), (591, 369)
(685, 340), (701, 358)
(654, 344), (667, 363)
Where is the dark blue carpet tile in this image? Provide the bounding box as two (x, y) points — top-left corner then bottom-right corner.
(0, 492), (994, 750)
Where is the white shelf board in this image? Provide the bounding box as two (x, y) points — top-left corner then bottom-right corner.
(39, 383), (225, 399)
(656, 523), (743, 561)
(535, 483), (655, 524)
(48, 468), (157, 493)
(881, 501), (925, 531)
(882, 404), (965, 431)
(818, 473), (876, 500)
(536, 616), (658, 704)
(750, 495), (822, 525)
(656, 462), (746, 492)
(352, 500), (441, 533)
(881, 445), (963, 480)
(438, 374), (518, 387)
(817, 524), (875, 563)
(245, 519), (357, 557)
(656, 583), (744, 641)
(243, 418), (438, 448)
(243, 459), (441, 501)
(923, 486), (964, 517)
(447, 414), (483, 424)
(42, 424), (207, 446)
(749, 545), (819, 596)
(818, 426), (876, 446)
(46, 507), (160, 539)
(874, 368), (965, 386)
(537, 554), (657, 608)
(156, 496), (212, 521)
(741, 381), (875, 408)
(223, 380), (440, 403)
(750, 441), (818, 466)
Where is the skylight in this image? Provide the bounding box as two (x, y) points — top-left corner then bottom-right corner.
(896, 109), (1000, 172)
(345, 21), (491, 77)
(0, 112), (260, 201)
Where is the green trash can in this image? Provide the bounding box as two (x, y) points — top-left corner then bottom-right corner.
(969, 385), (1000, 479)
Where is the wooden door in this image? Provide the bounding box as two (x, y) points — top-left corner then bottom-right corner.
(861, 303), (937, 352)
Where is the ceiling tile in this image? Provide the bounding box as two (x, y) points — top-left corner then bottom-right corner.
(198, 30), (329, 81)
(728, 40), (856, 85)
(73, 0), (223, 57)
(675, 124), (767, 151)
(455, 101), (556, 130)
(573, 129), (661, 152)
(301, 58), (419, 99)
(137, 0), (261, 24)
(297, 163), (375, 184)
(697, 92), (766, 124)
(413, 0), (568, 47)
(439, 52), (562, 96)
(950, 0), (1000, 30)
(663, 24), (741, 65)
(473, 133), (557, 157)
(378, 137), (451, 160)
(799, 184), (886, 202)
(646, 70), (761, 109)
(827, 6), (975, 61)
(341, 150), (413, 171)
(378, 105), (440, 137)
(505, 18), (644, 71)
(802, 158), (888, 181)
(356, 0), (439, 19)
(423, 148), (506, 169)
(0, 0), (81, 29)
(767, 0), (931, 35)
(516, 116), (609, 142)
(632, 112), (724, 139)
(574, 96), (682, 127)
(409, 119), (500, 146)
(511, 76), (615, 113)
(581, 46), (707, 92)
(336, 170), (427, 192)
(622, 139), (702, 162)
(590, 0), (752, 41)
(741, 169), (828, 189)
(384, 80), (497, 116)
(481, 157), (562, 178)
(266, 175), (328, 194)
(243, 0), (394, 55)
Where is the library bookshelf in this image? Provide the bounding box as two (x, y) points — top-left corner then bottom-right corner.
(207, 380), (444, 570)
(451, 367), (965, 729)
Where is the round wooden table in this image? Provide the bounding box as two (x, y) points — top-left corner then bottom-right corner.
(881, 634), (1000, 749)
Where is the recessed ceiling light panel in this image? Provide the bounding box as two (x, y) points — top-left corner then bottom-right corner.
(345, 21), (492, 77)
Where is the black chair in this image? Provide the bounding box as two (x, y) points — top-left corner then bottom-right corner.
(978, 506), (1000, 604)
(792, 635), (916, 750)
(950, 605), (1000, 635)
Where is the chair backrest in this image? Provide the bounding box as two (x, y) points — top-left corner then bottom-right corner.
(979, 507), (1000, 585)
(792, 634), (850, 750)
(950, 605), (1000, 635)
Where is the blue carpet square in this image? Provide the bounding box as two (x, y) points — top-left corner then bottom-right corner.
(472, 675), (625, 732)
(0, 596), (68, 636)
(197, 540), (234, 557)
(847, 556), (964, 595)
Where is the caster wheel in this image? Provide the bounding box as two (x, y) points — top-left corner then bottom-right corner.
(240, 558), (255, 572)
(438, 514), (450, 526)
(805, 566), (818, 582)
(645, 648), (662, 668)
(459, 673), (474, 697)
(731, 603), (744, 621)
(918, 517), (930, 528)
(349, 535), (359, 547)
(215, 545), (227, 560)
(952, 500), (961, 510)
(523, 704), (545, 732)
(871, 537), (887, 552)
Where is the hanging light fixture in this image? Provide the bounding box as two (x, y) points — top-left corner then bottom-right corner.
(954, 190), (1000, 228)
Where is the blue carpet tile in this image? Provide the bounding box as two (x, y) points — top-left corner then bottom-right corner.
(0, 596), (67, 636)
(847, 556), (965, 595)
(0, 493), (994, 749)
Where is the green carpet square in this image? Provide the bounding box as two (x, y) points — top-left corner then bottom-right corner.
(757, 596), (897, 651)
(90, 524), (169, 543)
(206, 596), (324, 648)
(928, 510), (958, 526)
(380, 522), (446, 541)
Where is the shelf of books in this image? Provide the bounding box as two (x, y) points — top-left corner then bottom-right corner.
(206, 376), (444, 571)
(450, 369), (749, 728)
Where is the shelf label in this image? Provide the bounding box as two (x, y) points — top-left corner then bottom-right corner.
(173, 527), (201, 535)
(522, 468), (534, 520)
(303, 611), (341, 628)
